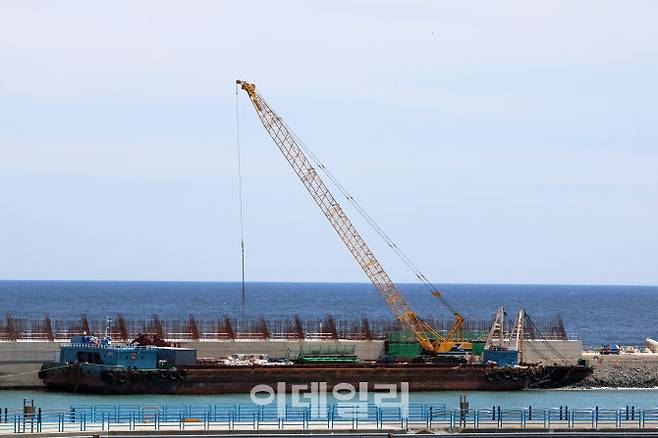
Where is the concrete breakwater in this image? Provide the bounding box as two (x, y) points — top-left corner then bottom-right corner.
(573, 355), (658, 388)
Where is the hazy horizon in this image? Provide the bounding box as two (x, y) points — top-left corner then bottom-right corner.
(0, 279), (656, 288)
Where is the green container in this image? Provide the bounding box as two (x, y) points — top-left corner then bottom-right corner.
(470, 342), (485, 355)
(386, 342), (421, 358)
(386, 329), (488, 349)
(387, 331), (445, 343)
(387, 331), (416, 343)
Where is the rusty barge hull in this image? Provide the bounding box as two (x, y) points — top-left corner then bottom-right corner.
(40, 363), (592, 394)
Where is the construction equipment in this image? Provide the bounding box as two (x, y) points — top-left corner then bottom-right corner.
(510, 308), (526, 363)
(236, 80), (468, 353)
(484, 306), (506, 350)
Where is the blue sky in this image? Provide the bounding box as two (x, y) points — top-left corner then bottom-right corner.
(0, 1), (656, 285)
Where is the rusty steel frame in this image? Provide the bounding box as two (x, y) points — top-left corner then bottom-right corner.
(0, 314), (567, 342)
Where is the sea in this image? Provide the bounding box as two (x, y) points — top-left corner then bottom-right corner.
(1, 280), (658, 410)
(1, 280), (656, 346)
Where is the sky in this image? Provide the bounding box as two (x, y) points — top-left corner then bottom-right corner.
(0, 1), (656, 285)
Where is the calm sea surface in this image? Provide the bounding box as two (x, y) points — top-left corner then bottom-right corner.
(1, 389), (658, 411)
(1, 280), (656, 346)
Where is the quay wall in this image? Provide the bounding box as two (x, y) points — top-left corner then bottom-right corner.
(524, 340), (583, 365)
(0, 341), (61, 387)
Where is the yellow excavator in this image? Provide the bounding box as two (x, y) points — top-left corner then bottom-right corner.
(237, 80), (470, 354)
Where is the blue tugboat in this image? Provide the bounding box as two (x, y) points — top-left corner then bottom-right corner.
(39, 318), (196, 393)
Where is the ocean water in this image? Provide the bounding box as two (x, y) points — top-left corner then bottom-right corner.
(1, 388), (658, 411)
(1, 280), (656, 346)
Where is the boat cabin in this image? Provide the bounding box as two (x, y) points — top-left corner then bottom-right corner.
(60, 335), (196, 369)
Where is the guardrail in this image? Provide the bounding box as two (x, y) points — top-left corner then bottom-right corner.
(0, 403), (656, 434)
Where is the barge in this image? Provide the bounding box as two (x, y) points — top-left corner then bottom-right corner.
(38, 334), (592, 394)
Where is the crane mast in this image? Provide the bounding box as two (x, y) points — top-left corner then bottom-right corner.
(237, 80), (461, 353)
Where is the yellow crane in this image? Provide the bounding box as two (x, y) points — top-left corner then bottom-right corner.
(236, 80), (469, 353)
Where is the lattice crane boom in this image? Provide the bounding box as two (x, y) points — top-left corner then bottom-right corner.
(237, 80), (460, 353)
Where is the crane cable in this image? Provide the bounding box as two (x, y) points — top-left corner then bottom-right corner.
(235, 82), (246, 315)
(503, 311), (550, 363)
(524, 312), (570, 365)
(503, 311), (569, 365)
(262, 95), (457, 316)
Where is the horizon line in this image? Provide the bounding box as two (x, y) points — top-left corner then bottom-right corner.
(0, 278), (656, 288)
